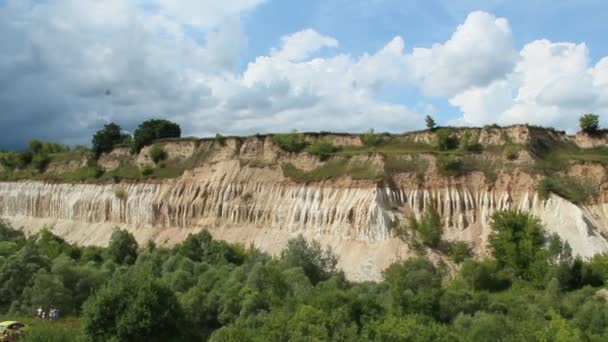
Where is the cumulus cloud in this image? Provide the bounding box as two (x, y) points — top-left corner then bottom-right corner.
(450, 39), (608, 130)
(1, 3), (607, 148)
(405, 11), (517, 97)
(271, 29), (339, 62)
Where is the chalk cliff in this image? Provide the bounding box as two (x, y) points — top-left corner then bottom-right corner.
(2, 125), (608, 280)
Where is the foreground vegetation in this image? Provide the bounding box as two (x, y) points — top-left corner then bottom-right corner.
(1, 208), (608, 341)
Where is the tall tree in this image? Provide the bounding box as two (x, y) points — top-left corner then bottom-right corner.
(92, 122), (130, 158)
(131, 119), (181, 153)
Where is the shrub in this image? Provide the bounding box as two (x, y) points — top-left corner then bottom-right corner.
(538, 175), (596, 204)
(360, 129), (384, 147)
(503, 144), (519, 160)
(132, 119), (181, 153)
(272, 131), (308, 152)
(149, 144), (166, 164)
(449, 241), (473, 263)
(114, 186), (127, 201)
(435, 128), (459, 151)
(460, 259), (512, 291)
(409, 207), (443, 248)
(460, 132), (482, 153)
(438, 155), (464, 177)
(579, 113), (600, 133)
(141, 164), (154, 176)
(92, 122), (130, 158)
(215, 133), (226, 146)
(280, 235), (338, 285)
(306, 140), (338, 160)
(31, 154), (50, 173)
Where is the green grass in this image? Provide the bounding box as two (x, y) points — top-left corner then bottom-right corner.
(282, 158), (382, 182)
(48, 149), (89, 163)
(337, 141), (436, 156)
(537, 175), (598, 204)
(151, 145), (213, 179)
(462, 156), (500, 183)
(0, 316), (83, 341)
(100, 160), (143, 181)
(383, 154), (428, 179)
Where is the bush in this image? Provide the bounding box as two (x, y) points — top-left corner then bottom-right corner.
(306, 140), (338, 160)
(280, 235), (338, 285)
(92, 122), (130, 158)
(409, 207), (443, 248)
(360, 129), (384, 147)
(579, 113), (600, 133)
(215, 133), (226, 146)
(435, 128), (459, 151)
(538, 175), (596, 204)
(503, 144), (519, 160)
(449, 241), (472, 263)
(272, 131), (308, 152)
(132, 119), (181, 153)
(148, 144), (166, 164)
(460, 132), (482, 153)
(460, 259), (512, 291)
(438, 155), (464, 177)
(141, 164), (154, 176)
(114, 186), (127, 201)
(31, 154), (50, 173)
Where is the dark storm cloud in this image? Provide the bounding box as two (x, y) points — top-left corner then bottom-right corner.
(0, 1), (221, 149)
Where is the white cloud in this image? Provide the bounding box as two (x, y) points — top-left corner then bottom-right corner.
(405, 11), (517, 97)
(450, 39), (608, 131)
(153, 0), (265, 29)
(271, 29), (339, 61)
(2, 3), (607, 148)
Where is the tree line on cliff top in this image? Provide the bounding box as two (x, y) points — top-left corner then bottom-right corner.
(1, 209), (608, 341)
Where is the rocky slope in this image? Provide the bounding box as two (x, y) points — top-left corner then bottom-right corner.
(2, 125), (608, 281)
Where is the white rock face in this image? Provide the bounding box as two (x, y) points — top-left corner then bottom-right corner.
(1, 179), (607, 280)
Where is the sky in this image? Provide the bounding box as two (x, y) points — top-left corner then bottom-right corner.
(1, 0), (608, 149)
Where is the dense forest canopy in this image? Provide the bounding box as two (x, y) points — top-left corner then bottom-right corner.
(1, 209), (608, 341)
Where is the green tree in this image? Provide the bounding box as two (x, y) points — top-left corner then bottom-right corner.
(449, 241), (472, 263)
(280, 235), (338, 285)
(132, 119), (181, 153)
(410, 207), (443, 248)
(369, 315), (456, 342)
(579, 113), (600, 133)
(92, 122), (130, 158)
(425, 115), (437, 130)
(82, 270), (186, 342)
(383, 257), (443, 317)
(488, 210), (546, 280)
(107, 229), (138, 265)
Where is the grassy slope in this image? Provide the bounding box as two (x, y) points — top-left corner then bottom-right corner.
(0, 315), (82, 341)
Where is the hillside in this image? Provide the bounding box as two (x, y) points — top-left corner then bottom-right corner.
(2, 124), (608, 280)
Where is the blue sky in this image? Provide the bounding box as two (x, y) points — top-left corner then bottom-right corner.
(1, 0), (608, 148)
